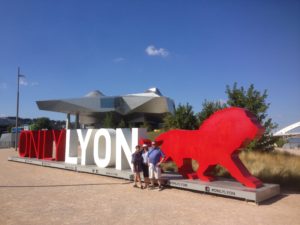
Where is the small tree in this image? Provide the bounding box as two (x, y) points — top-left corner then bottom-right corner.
(141, 121), (152, 131)
(7, 125), (13, 133)
(31, 117), (52, 130)
(103, 112), (115, 128)
(164, 103), (198, 130)
(226, 83), (277, 151)
(117, 119), (126, 128)
(198, 100), (227, 126)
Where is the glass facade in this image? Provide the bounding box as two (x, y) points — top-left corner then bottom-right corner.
(101, 98), (115, 108)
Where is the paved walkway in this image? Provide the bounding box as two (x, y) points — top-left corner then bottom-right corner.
(0, 148), (299, 225)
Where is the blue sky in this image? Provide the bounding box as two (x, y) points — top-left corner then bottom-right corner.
(0, 0), (299, 130)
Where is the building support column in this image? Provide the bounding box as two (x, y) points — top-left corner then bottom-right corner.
(75, 113), (80, 129)
(66, 113), (71, 129)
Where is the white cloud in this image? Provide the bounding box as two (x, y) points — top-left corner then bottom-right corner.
(145, 45), (169, 57)
(113, 57), (125, 63)
(19, 77), (28, 86)
(0, 82), (8, 90)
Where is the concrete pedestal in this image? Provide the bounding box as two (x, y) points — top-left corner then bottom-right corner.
(8, 156), (280, 203)
(161, 172), (280, 203)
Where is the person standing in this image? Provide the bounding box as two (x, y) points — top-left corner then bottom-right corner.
(147, 141), (165, 190)
(131, 145), (143, 189)
(141, 144), (150, 188)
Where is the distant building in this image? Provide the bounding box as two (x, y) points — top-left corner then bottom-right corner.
(283, 137), (300, 149)
(36, 87), (175, 129)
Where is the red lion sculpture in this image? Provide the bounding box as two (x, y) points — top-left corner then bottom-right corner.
(155, 107), (265, 188)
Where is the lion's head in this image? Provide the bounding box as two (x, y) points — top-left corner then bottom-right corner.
(199, 107), (265, 154)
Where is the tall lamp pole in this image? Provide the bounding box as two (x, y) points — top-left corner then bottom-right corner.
(15, 67), (25, 151)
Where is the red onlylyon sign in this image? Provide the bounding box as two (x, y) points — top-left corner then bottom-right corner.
(19, 130), (66, 161)
(18, 107), (265, 188)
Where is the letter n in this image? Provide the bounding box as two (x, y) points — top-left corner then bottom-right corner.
(40, 130), (53, 160)
(28, 131), (39, 158)
(115, 128), (147, 170)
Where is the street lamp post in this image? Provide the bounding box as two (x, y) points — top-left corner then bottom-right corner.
(15, 67), (25, 151)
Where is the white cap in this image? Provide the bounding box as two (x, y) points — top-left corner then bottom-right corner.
(142, 144), (148, 147)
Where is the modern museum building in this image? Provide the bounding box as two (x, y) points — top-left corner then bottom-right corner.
(36, 87), (175, 129)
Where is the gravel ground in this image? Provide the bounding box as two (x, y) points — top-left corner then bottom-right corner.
(0, 148), (299, 225)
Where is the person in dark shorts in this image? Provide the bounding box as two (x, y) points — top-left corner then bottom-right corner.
(131, 145), (143, 189)
(141, 144), (150, 188)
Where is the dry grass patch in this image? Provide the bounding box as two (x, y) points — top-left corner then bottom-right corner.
(161, 151), (300, 190)
(240, 151), (300, 190)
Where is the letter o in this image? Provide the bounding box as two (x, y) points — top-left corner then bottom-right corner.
(93, 129), (112, 168)
(19, 131), (28, 157)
